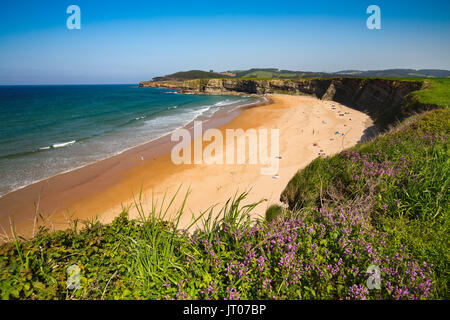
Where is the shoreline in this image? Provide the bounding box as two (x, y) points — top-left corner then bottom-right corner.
(0, 94), (266, 199)
(0, 94), (372, 238)
(0, 94), (269, 237)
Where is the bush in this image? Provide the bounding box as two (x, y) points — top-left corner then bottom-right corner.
(265, 205), (284, 222)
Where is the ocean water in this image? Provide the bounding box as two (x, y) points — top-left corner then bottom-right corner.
(0, 85), (258, 197)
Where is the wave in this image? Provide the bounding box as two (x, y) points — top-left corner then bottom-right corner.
(0, 139), (78, 160)
(0, 94), (260, 197)
(0, 98), (254, 161)
(52, 140), (76, 148)
(197, 106), (213, 116)
(213, 99), (236, 107)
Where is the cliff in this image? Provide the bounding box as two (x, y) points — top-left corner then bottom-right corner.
(181, 78), (432, 130)
(139, 80), (182, 89)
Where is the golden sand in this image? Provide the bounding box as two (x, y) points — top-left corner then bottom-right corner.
(0, 95), (372, 237)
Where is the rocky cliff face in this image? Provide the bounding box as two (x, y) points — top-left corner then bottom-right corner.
(139, 80), (182, 89)
(181, 78), (426, 129)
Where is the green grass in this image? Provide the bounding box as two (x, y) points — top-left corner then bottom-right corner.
(265, 204), (284, 222)
(410, 78), (450, 108)
(281, 80), (450, 298)
(240, 71), (305, 79)
(242, 71), (277, 79)
(0, 192), (263, 299)
(0, 189), (438, 300)
(0, 77), (449, 300)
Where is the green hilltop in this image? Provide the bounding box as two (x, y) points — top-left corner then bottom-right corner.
(152, 70), (233, 81)
(149, 68), (450, 81)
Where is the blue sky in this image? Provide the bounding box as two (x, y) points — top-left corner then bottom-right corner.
(0, 0), (449, 84)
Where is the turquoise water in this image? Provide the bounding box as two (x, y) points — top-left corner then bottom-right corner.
(0, 85), (257, 196)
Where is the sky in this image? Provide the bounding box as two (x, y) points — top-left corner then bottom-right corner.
(0, 0), (449, 84)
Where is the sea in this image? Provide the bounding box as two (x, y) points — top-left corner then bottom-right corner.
(0, 85), (259, 197)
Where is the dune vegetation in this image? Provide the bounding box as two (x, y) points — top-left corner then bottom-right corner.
(0, 78), (448, 300)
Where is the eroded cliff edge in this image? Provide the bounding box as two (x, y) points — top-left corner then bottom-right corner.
(183, 78), (434, 129)
(140, 78), (438, 130)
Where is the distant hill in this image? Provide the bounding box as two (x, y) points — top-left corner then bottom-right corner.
(229, 68), (330, 79)
(229, 68), (450, 79)
(150, 68), (450, 82)
(152, 70), (233, 81)
(335, 69), (450, 78)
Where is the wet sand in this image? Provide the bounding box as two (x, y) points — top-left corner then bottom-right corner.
(0, 95), (372, 238)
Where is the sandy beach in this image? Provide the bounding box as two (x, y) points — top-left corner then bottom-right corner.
(0, 95), (372, 238)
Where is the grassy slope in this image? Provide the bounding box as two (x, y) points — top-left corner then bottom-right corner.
(282, 78), (449, 297)
(0, 78), (448, 300)
(410, 78), (450, 108)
